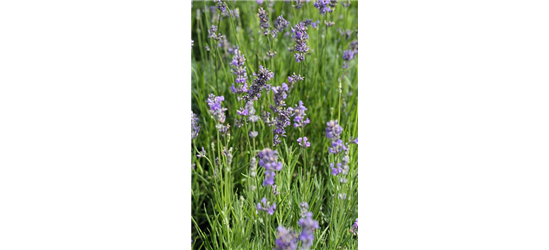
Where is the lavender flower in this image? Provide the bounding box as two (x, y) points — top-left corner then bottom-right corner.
(329, 0), (338, 8)
(272, 185), (280, 195)
(272, 15), (290, 37)
(299, 202), (310, 217)
(249, 131), (258, 138)
(350, 218), (358, 235)
(272, 83), (289, 107)
(298, 212), (319, 249)
(207, 94), (227, 123)
(313, 0), (331, 14)
(213, 0), (226, 13)
(230, 49), (248, 94)
(258, 148), (283, 186)
(291, 23), (309, 62)
(338, 193), (347, 200)
(274, 226), (298, 250)
(325, 20), (335, 27)
(273, 108), (293, 146)
(196, 147), (206, 158)
(256, 0), (264, 4)
(292, 101), (310, 128)
(293, 0), (305, 9)
(350, 137), (358, 144)
(330, 162), (343, 175)
(208, 25), (221, 40)
(256, 197), (276, 215)
(297, 137), (311, 148)
(257, 7), (270, 36)
(343, 49), (356, 61)
(329, 139), (348, 154)
(325, 120), (343, 140)
(287, 73), (304, 88)
(191, 111), (200, 139)
(244, 65), (274, 102)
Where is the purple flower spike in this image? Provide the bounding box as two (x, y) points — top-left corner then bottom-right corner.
(207, 94), (227, 124)
(313, 0), (331, 14)
(297, 137), (311, 148)
(292, 100), (310, 128)
(325, 120), (343, 139)
(191, 111), (200, 139)
(274, 226), (298, 250)
(256, 197), (276, 215)
(298, 212), (319, 248)
(330, 162), (343, 175)
(258, 148), (283, 186)
(291, 23), (309, 62)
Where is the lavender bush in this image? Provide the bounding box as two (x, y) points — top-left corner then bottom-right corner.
(191, 1), (358, 249)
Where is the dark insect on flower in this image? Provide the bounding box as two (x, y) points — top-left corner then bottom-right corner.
(329, 0), (338, 9)
(244, 65), (274, 102)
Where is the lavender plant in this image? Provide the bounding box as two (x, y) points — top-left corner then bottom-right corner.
(192, 1), (358, 249)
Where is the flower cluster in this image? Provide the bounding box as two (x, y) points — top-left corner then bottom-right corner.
(191, 111), (200, 140)
(313, 0), (331, 14)
(297, 137), (310, 148)
(213, 0), (226, 13)
(257, 7), (270, 36)
(207, 94), (227, 124)
(258, 148), (283, 186)
(208, 25), (221, 41)
(272, 15), (290, 37)
(291, 23), (309, 62)
(350, 218), (358, 235)
(298, 212), (319, 249)
(287, 73), (304, 88)
(230, 49), (248, 94)
(244, 65), (274, 102)
(274, 226), (298, 250)
(256, 197), (276, 215)
(292, 100), (310, 128)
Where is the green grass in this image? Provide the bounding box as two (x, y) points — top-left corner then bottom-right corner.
(191, 1), (358, 249)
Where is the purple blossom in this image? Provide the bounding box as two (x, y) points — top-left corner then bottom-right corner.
(325, 120), (343, 140)
(196, 147), (206, 158)
(330, 162), (343, 175)
(350, 137), (358, 144)
(256, 0), (263, 4)
(244, 65), (274, 102)
(298, 212), (319, 248)
(272, 185), (280, 195)
(272, 83), (289, 107)
(230, 50), (248, 94)
(293, 0), (305, 9)
(297, 137), (311, 148)
(287, 73), (304, 88)
(272, 15), (289, 37)
(350, 218), (358, 235)
(208, 25), (221, 40)
(329, 139), (348, 154)
(313, 0), (331, 14)
(249, 131), (258, 138)
(213, 0), (226, 13)
(291, 23), (309, 62)
(257, 7), (270, 36)
(272, 108), (293, 146)
(207, 94), (227, 123)
(274, 226), (298, 250)
(292, 101), (310, 128)
(258, 148), (283, 186)
(191, 111), (200, 139)
(256, 197), (276, 215)
(343, 49), (356, 61)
